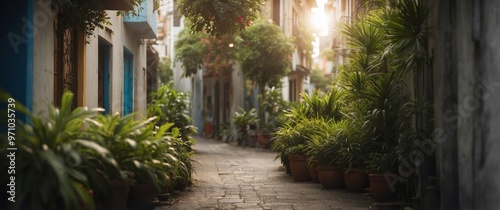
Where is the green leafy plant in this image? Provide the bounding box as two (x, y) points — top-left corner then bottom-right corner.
(148, 83), (197, 142)
(147, 83), (196, 189)
(159, 56), (173, 84)
(304, 120), (348, 166)
(237, 19), (295, 128)
(259, 87), (287, 132)
(55, 0), (110, 38)
(87, 113), (176, 192)
(0, 92), (113, 210)
(232, 107), (258, 145)
(55, 0), (154, 39)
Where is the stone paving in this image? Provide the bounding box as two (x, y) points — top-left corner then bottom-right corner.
(157, 136), (373, 210)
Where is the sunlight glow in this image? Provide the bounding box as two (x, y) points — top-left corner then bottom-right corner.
(311, 0), (329, 36)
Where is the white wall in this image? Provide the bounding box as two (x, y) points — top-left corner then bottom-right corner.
(170, 18), (192, 93)
(85, 11), (147, 117)
(32, 1), (54, 116)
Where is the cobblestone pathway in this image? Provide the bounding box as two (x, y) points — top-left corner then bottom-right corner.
(158, 136), (373, 210)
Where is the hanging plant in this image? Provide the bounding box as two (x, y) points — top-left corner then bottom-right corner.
(176, 0), (265, 36)
(55, 0), (148, 38)
(55, 0), (111, 37)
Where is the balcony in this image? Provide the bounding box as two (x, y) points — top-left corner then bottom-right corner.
(124, 0), (157, 39)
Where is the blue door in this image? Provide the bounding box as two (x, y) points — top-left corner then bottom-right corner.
(123, 49), (134, 115)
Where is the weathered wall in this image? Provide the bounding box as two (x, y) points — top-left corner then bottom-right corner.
(32, 1), (54, 115)
(427, 0), (500, 209)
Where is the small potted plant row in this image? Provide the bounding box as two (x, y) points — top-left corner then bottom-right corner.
(0, 91), (195, 210)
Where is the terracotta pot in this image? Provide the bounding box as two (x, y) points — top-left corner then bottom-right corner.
(103, 180), (129, 210)
(309, 160), (320, 183)
(284, 156), (292, 175)
(288, 155), (312, 182)
(285, 162), (292, 175)
(257, 133), (272, 148)
(129, 184), (157, 203)
(344, 169), (368, 192)
(369, 174), (396, 202)
(247, 134), (258, 147)
(317, 166), (345, 189)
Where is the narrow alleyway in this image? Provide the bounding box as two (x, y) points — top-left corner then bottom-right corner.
(159, 136), (373, 210)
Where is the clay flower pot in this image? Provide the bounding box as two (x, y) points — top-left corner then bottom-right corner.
(369, 174), (396, 202)
(317, 166), (345, 189)
(129, 184), (157, 203)
(257, 133), (272, 148)
(344, 169), (368, 192)
(309, 160), (320, 183)
(103, 180), (129, 210)
(288, 155), (312, 182)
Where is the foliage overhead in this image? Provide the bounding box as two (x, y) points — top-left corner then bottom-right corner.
(56, 0), (147, 38)
(175, 29), (236, 77)
(176, 0), (265, 36)
(56, 0), (110, 38)
(236, 19), (294, 128)
(174, 30), (206, 77)
(237, 20), (294, 87)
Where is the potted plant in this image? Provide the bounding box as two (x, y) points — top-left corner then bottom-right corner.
(305, 120), (347, 189)
(0, 92), (115, 210)
(147, 83), (196, 191)
(257, 87), (286, 148)
(273, 118), (330, 182)
(335, 104), (371, 193)
(87, 113), (171, 206)
(233, 107), (259, 146)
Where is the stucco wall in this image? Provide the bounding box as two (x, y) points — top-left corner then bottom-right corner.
(85, 11), (148, 116)
(32, 1), (54, 115)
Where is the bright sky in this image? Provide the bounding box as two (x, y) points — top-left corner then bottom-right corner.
(311, 0), (328, 58)
(311, 0), (329, 36)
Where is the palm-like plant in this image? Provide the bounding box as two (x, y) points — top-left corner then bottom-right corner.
(304, 120), (349, 166)
(87, 113), (179, 192)
(0, 92), (114, 210)
(233, 107), (259, 145)
(337, 0), (431, 174)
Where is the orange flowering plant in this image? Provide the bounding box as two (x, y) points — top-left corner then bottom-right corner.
(175, 27), (236, 77)
(176, 0), (265, 36)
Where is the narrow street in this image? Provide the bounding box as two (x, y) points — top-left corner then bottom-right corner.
(159, 136), (373, 210)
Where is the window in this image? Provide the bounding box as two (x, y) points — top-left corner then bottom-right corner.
(54, 17), (78, 109)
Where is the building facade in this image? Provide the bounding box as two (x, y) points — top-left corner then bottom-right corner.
(1, 0), (157, 118)
(262, 0), (317, 101)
